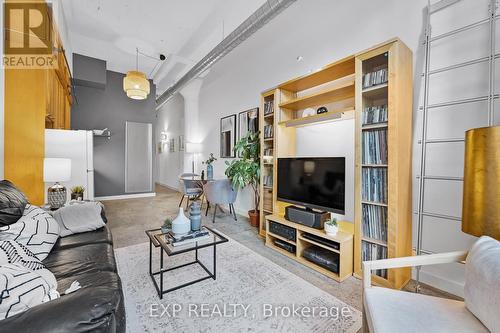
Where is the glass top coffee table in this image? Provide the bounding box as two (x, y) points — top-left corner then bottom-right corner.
(145, 226), (228, 299)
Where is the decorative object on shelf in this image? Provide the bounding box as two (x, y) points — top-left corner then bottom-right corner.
(220, 114), (236, 158)
(44, 158), (72, 209)
(172, 207), (190, 236)
(324, 218), (338, 236)
(70, 186), (85, 201)
(169, 138), (175, 153)
(238, 107), (259, 142)
(317, 106), (328, 114)
(161, 218), (172, 234)
(302, 108), (316, 117)
(225, 131), (260, 227)
(189, 201), (202, 231)
(123, 48), (165, 100)
(462, 125), (500, 240)
(203, 153), (217, 180)
(178, 135), (185, 151)
(186, 142), (203, 174)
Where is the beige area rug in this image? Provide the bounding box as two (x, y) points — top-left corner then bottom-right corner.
(115, 233), (362, 333)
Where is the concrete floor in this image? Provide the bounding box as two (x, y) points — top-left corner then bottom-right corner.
(104, 184), (460, 314)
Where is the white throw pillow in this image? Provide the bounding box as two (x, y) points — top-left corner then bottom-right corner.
(0, 205), (60, 260)
(464, 236), (500, 333)
(0, 263), (59, 319)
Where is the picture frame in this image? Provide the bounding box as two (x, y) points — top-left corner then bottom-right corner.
(169, 138), (175, 153)
(220, 114), (236, 158)
(238, 107), (259, 140)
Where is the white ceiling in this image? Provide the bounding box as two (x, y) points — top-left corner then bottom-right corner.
(62, 0), (265, 95)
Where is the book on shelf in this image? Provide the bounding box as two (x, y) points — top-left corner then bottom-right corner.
(362, 129), (387, 165)
(362, 204), (388, 242)
(263, 174), (273, 187)
(263, 148), (274, 156)
(361, 168), (387, 204)
(362, 241), (388, 278)
(264, 124), (274, 139)
(165, 228), (211, 247)
(363, 105), (388, 125)
(362, 67), (388, 89)
(264, 100), (274, 115)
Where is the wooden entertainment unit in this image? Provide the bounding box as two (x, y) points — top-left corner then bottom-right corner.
(265, 215), (353, 282)
(259, 38), (413, 288)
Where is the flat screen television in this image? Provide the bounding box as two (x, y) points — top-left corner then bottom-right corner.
(277, 157), (345, 214)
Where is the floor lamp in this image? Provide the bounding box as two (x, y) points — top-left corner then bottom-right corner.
(462, 125), (500, 240)
(185, 143), (202, 174)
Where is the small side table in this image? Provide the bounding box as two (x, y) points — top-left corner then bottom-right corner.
(145, 226), (228, 299)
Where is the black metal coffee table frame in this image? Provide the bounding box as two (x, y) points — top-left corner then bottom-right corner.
(145, 226), (228, 299)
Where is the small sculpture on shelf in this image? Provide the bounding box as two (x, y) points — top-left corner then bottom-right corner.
(324, 217), (338, 236)
(317, 106), (328, 114)
(203, 153), (217, 180)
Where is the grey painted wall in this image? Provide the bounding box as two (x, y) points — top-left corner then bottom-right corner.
(71, 55), (156, 197)
(73, 53), (106, 89)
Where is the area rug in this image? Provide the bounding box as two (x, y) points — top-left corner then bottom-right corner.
(115, 233), (362, 333)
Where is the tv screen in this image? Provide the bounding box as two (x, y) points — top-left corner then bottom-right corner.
(277, 157), (345, 214)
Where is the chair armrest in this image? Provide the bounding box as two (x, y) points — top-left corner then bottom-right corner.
(362, 251), (468, 288)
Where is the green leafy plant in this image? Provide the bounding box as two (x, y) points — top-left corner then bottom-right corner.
(163, 218), (172, 228)
(203, 153), (217, 166)
(225, 131), (260, 212)
(325, 217), (338, 227)
(70, 186), (85, 194)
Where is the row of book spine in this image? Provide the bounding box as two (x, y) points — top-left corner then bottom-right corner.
(362, 204), (388, 242)
(362, 241), (388, 278)
(264, 124), (274, 139)
(362, 67), (388, 89)
(263, 175), (273, 187)
(263, 148), (273, 156)
(363, 104), (388, 125)
(362, 129), (387, 165)
(264, 100), (274, 115)
(362, 168), (387, 203)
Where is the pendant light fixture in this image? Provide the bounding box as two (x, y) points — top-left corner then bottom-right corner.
(123, 48), (150, 100)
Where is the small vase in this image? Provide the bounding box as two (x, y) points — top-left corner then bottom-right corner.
(207, 164), (214, 180)
(172, 207), (191, 236)
(189, 201), (202, 231)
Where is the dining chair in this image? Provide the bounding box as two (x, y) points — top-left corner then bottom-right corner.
(178, 173), (202, 209)
(203, 179), (237, 223)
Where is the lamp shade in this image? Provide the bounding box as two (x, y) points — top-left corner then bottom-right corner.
(462, 126), (500, 240)
(123, 71), (150, 100)
(185, 142), (202, 154)
(44, 158), (71, 183)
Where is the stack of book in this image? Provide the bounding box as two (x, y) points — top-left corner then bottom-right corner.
(264, 100), (274, 115)
(362, 67), (388, 89)
(362, 205), (388, 242)
(362, 241), (388, 278)
(165, 228), (210, 247)
(263, 174), (273, 187)
(362, 129), (388, 164)
(362, 168), (387, 203)
(264, 124), (274, 139)
(362, 105), (388, 125)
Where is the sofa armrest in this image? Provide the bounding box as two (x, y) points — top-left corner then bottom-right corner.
(0, 286), (124, 333)
(362, 251), (468, 288)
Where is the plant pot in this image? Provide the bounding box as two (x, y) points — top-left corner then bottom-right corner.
(248, 210), (260, 228)
(71, 193), (84, 201)
(324, 223), (338, 236)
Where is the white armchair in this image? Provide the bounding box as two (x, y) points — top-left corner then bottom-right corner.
(362, 236), (500, 333)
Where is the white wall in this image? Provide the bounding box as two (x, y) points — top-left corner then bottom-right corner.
(156, 94), (185, 189)
(159, 0), (495, 296)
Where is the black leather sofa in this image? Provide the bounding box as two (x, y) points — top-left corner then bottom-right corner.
(0, 226), (125, 333)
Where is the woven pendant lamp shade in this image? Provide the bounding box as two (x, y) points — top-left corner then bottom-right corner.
(123, 70), (150, 100)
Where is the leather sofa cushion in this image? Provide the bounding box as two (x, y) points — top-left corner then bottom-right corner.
(52, 226), (113, 251)
(43, 243), (116, 279)
(57, 271), (121, 294)
(364, 286), (488, 333)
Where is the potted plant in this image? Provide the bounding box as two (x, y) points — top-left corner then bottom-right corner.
(202, 153), (217, 180)
(161, 218), (172, 234)
(324, 217), (338, 236)
(70, 186), (85, 201)
(225, 131), (260, 227)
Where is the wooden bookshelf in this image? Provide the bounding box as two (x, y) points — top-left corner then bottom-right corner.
(354, 39), (413, 289)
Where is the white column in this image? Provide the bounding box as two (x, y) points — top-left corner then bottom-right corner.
(179, 79), (203, 173)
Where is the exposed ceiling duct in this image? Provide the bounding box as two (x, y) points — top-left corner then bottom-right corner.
(155, 0), (297, 110)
